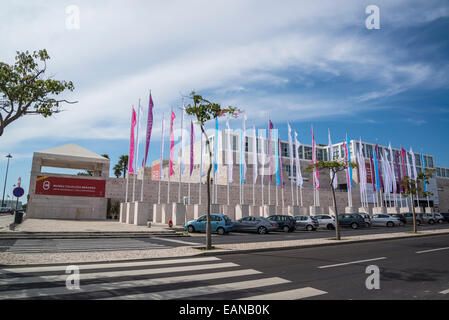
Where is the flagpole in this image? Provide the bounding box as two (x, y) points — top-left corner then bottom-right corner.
(125, 106), (133, 203)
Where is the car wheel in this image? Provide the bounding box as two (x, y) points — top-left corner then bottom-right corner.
(306, 225), (314, 231)
(416, 220), (421, 226)
(438, 219), (444, 224)
(351, 222), (358, 229)
(187, 225), (195, 233)
(428, 219), (435, 225)
(283, 226), (290, 233)
(217, 227), (225, 235)
(387, 221), (394, 227)
(327, 224), (335, 230)
(257, 226), (267, 235)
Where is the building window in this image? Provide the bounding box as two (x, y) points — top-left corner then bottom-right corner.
(437, 168), (441, 177)
(304, 146), (312, 160)
(282, 143), (289, 157)
(415, 154), (421, 167)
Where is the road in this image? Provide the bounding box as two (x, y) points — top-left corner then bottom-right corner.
(1, 223), (448, 253)
(0, 234), (448, 300)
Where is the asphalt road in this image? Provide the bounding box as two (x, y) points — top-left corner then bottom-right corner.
(1, 223), (448, 253)
(1, 233), (448, 300)
(216, 233), (449, 299)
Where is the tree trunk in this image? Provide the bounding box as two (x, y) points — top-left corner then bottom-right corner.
(330, 170), (341, 240)
(201, 125), (212, 250)
(411, 194), (417, 233)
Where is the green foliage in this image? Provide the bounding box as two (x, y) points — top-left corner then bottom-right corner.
(304, 160), (358, 176)
(184, 91), (241, 125)
(400, 168), (435, 198)
(0, 49), (76, 136)
(113, 155), (129, 178)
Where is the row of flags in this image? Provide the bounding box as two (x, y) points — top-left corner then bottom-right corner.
(126, 93), (430, 202)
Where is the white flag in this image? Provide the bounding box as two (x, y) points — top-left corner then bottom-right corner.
(200, 132), (206, 178)
(226, 119), (233, 183)
(159, 113), (165, 180)
(294, 131), (303, 187)
(252, 125), (258, 184)
(180, 107), (185, 175)
(410, 147), (418, 181)
(388, 143), (397, 194)
(259, 129), (266, 176)
(288, 123), (294, 181)
(328, 129), (338, 189)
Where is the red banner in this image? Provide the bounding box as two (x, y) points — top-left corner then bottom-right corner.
(152, 163), (160, 181)
(35, 176), (106, 198)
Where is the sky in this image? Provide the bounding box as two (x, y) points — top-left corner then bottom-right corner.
(1, 0), (449, 202)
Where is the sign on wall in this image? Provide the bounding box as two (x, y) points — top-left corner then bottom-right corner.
(35, 176), (106, 198)
(152, 163), (160, 181)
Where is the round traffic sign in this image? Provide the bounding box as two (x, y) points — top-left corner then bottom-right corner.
(13, 187), (25, 198)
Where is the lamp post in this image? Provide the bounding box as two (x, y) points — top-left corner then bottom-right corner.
(1, 154), (12, 208)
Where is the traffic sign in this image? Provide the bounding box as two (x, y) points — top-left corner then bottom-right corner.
(13, 187), (24, 198)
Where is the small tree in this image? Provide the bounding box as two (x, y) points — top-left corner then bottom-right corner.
(113, 155), (129, 178)
(185, 91), (240, 250)
(305, 160), (358, 240)
(400, 168), (435, 233)
(0, 49), (76, 136)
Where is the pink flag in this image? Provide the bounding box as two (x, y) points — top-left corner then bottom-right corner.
(311, 127), (320, 190)
(169, 111), (176, 177)
(343, 141), (351, 188)
(268, 120), (274, 180)
(128, 107), (137, 174)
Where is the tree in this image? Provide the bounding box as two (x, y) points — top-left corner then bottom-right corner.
(0, 49), (76, 136)
(400, 168), (435, 233)
(185, 91), (240, 250)
(305, 159), (358, 240)
(113, 155), (129, 178)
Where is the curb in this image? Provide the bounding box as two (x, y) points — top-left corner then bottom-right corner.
(194, 230), (449, 256)
(0, 231), (187, 240)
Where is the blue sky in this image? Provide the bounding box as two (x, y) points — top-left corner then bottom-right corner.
(1, 0), (449, 201)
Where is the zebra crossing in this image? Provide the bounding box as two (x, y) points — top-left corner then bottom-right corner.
(0, 256), (327, 300)
(1, 238), (172, 254)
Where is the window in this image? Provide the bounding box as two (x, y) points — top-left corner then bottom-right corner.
(365, 144), (373, 158)
(245, 137), (249, 152)
(281, 142), (289, 157)
(304, 146), (312, 160)
(442, 169), (447, 178)
(298, 145), (303, 159)
(437, 168), (441, 176)
(446, 169), (449, 178)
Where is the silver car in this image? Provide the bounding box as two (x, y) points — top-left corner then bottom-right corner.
(371, 214), (403, 227)
(314, 215), (336, 230)
(232, 216), (278, 234)
(294, 215), (319, 231)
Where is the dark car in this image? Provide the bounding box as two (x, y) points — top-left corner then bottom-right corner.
(389, 213), (407, 225)
(267, 215), (296, 232)
(337, 214), (367, 229)
(0, 207), (14, 215)
(403, 213), (422, 225)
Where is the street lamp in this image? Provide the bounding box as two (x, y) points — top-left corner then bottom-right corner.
(1, 154), (12, 208)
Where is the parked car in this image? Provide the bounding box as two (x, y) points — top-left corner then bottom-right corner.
(417, 213), (439, 225)
(0, 207), (13, 214)
(337, 214), (367, 229)
(371, 214), (403, 227)
(184, 214), (232, 235)
(314, 215), (335, 230)
(439, 213), (449, 223)
(403, 213), (422, 225)
(389, 213), (407, 225)
(433, 213), (446, 224)
(267, 215), (296, 232)
(232, 216), (278, 234)
(359, 214), (372, 227)
(294, 215), (319, 231)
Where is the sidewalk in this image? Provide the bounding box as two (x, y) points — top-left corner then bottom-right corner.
(1, 226), (448, 266)
(0, 218), (181, 239)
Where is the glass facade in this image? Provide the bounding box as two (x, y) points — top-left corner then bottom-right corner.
(304, 146), (312, 160)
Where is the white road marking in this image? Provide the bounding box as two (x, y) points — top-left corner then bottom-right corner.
(149, 237), (199, 246)
(100, 277), (291, 300)
(439, 288), (449, 294)
(318, 257), (387, 269)
(0, 256), (220, 273)
(416, 247), (449, 254)
(0, 262), (238, 285)
(239, 287), (327, 300)
(0, 269), (261, 299)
